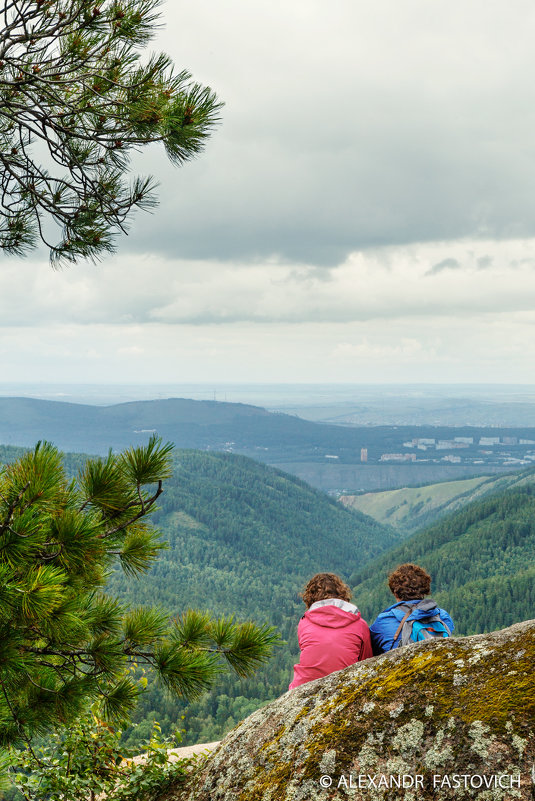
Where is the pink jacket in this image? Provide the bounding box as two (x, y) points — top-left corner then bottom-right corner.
(289, 598), (373, 689)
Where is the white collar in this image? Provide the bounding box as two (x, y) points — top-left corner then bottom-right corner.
(308, 598), (359, 615)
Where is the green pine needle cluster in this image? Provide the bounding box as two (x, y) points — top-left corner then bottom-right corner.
(0, 0), (223, 265)
(0, 437), (279, 756)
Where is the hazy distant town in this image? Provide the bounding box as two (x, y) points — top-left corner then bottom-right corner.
(377, 435), (535, 467)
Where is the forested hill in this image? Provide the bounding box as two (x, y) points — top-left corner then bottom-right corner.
(2, 396), (534, 469)
(107, 449), (398, 621)
(351, 480), (535, 636)
(0, 396), (354, 454)
(0, 443), (396, 623)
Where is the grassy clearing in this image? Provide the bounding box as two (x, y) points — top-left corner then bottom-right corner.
(340, 476), (492, 531)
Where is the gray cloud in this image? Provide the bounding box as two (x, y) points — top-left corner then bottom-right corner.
(426, 258), (461, 276)
(510, 257), (535, 269)
(6, 240), (535, 328)
(111, 0), (535, 267)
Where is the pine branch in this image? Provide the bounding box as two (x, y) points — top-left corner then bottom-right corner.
(0, 0), (223, 264)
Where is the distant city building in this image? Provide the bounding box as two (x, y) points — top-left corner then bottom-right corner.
(502, 437), (518, 445)
(479, 437), (500, 445)
(454, 437), (474, 444)
(404, 438), (435, 450)
(442, 454), (461, 463)
(360, 448), (368, 463)
(520, 439), (535, 445)
(325, 454), (339, 460)
(380, 453), (417, 462)
(436, 440), (469, 450)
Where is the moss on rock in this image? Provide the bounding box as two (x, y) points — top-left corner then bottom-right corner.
(160, 620), (535, 801)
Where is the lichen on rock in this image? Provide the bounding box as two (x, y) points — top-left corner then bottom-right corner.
(159, 619), (535, 800)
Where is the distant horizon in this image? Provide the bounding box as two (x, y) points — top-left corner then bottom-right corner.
(2, 380), (535, 387)
(1, 381), (535, 410)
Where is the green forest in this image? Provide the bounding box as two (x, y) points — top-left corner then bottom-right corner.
(1, 443), (534, 749)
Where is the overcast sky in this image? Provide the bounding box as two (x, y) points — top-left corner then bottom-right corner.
(3, 0), (535, 385)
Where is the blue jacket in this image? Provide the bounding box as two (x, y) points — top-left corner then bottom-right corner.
(370, 598), (454, 654)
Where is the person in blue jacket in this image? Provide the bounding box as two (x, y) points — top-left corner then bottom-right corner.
(370, 563), (454, 654)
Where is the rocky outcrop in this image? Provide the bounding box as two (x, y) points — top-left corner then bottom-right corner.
(161, 620), (535, 800)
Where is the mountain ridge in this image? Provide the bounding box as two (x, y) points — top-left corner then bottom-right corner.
(1, 396), (534, 493)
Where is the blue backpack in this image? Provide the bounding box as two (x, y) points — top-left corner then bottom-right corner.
(391, 599), (451, 649)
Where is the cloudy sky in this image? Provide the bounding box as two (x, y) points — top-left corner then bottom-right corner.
(3, 0), (535, 385)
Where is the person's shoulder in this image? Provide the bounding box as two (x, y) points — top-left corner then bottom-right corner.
(352, 614), (371, 630)
(369, 603), (398, 631)
(437, 607), (455, 629)
(375, 601), (404, 618)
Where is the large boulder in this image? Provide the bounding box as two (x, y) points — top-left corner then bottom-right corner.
(162, 620), (535, 800)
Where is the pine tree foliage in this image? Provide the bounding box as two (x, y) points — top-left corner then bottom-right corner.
(0, 438), (278, 752)
(0, 0), (223, 265)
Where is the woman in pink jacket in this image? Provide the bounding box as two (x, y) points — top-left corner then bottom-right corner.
(289, 572), (373, 689)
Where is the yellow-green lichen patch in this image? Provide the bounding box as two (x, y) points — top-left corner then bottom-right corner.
(237, 751), (303, 801)
(293, 705), (311, 722)
(301, 715), (354, 780)
(258, 724), (287, 754)
(453, 644), (535, 728)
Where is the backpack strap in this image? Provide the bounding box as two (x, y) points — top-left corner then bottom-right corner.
(391, 604), (415, 649)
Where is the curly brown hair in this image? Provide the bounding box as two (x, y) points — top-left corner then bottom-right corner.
(300, 573), (352, 608)
(388, 563), (431, 601)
